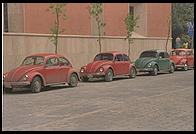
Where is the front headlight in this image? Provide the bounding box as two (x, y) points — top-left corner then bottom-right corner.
(23, 74), (29, 81)
(99, 67), (104, 72)
(80, 68), (85, 73)
(3, 75), (5, 80)
(147, 63), (152, 68)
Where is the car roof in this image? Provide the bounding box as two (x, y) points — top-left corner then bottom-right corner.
(100, 51), (127, 55)
(142, 49), (165, 53)
(27, 53), (65, 58)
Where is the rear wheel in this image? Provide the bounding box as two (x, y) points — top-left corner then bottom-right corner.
(169, 64), (175, 73)
(151, 65), (158, 76)
(129, 67), (136, 78)
(105, 69), (113, 82)
(68, 73), (78, 87)
(31, 77), (42, 93)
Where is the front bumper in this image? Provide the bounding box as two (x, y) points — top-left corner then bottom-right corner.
(3, 81), (31, 88)
(137, 68), (153, 72)
(80, 72), (105, 78)
(175, 64), (185, 69)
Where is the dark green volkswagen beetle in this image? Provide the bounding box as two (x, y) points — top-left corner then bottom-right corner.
(134, 49), (175, 76)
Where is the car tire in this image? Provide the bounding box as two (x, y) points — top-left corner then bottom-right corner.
(81, 76), (89, 82)
(129, 67), (136, 78)
(68, 73), (78, 87)
(105, 69), (113, 82)
(151, 65), (158, 76)
(4, 88), (13, 93)
(31, 76), (42, 93)
(169, 64), (175, 73)
(184, 62), (188, 71)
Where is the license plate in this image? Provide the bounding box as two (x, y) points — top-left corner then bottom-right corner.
(87, 74), (93, 78)
(4, 83), (12, 88)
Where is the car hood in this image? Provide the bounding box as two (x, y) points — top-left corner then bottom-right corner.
(170, 56), (184, 64)
(135, 57), (157, 68)
(86, 60), (113, 73)
(6, 65), (42, 82)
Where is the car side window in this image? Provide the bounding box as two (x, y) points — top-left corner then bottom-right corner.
(46, 57), (59, 66)
(123, 54), (130, 61)
(186, 51), (192, 56)
(115, 54), (123, 61)
(159, 52), (165, 58)
(164, 52), (170, 58)
(59, 57), (69, 66)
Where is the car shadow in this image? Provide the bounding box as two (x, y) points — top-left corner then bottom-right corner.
(80, 76), (130, 83)
(3, 85), (71, 95)
(136, 72), (170, 77)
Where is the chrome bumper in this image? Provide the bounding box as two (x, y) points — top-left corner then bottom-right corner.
(3, 81), (30, 88)
(175, 64), (185, 68)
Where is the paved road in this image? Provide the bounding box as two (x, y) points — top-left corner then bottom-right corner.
(2, 70), (194, 131)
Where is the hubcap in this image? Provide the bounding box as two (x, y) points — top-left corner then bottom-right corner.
(71, 76), (77, 86)
(154, 67), (158, 75)
(108, 71), (113, 81)
(131, 68), (136, 77)
(33, 81), (41, 91)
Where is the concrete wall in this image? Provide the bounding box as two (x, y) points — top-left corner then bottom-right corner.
(3, 33), (172, 73)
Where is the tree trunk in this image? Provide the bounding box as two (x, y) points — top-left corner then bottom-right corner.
(166, 19), (171, 53)
(55, 8), (59, 54)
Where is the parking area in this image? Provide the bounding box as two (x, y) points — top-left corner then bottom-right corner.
(2, 70), (194, 131)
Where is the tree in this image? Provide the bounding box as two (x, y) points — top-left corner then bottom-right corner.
(46, 3), (67, 54)
(124, 13), (139, 57)
(165, 14), (171, 52)
(172, 3), (194, 48)
(88, 3), (106, 53)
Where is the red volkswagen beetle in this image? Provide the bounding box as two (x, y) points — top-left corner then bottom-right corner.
(3, 53), (79, 93)
(80, 51), (137, 82)
(170, 49), (194, 71)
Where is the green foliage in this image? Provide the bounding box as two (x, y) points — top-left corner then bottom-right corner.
(124, 13), (139, 56)
(88, 3), (106, 53)
(46, 3), (67, 54)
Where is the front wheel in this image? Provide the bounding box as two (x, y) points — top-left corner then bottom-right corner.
(105, 69), (113, 82)
(169, 64), (175, 73)
(151, 65), (158, 76)
(129, 67), (136, 78)
(31, 77), (42, 93)
(68, 73), (78, 87)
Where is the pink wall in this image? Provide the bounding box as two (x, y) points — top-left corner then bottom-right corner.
(147, 3), (171, 37)
(104, 3), (128, 36)
(24, 3), (91, 35)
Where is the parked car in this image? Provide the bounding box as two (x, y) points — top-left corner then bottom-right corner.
(80, 51), (137, 82)
(3, 53), (79, 93)
(170, 48), (194, 71)
(134, 49), (175, 76)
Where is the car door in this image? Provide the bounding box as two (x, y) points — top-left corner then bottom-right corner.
(186, 50), (194, 67)
(113, 54), (124, 75)
(42, 57), (61, 84)
(158, 52), (169, 70)
(59, 57), (71, 82)
(123, 54), (130, 74)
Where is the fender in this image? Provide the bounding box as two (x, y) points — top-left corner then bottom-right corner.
(26, 71), (47, 86)
(150, 61), (159, 70)
(129, 64), (137, 74)
(67, 68), (80, 83)
(101, 65), (116, 76)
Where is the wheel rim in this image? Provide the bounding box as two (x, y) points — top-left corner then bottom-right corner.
(33, 81), (41, 92)
(171, 65), (174, 72)
(107, 71), (113, 81)
(154, 67), (158, 75)
(131, 68), (136, 78)
(71, 75), (78, 86)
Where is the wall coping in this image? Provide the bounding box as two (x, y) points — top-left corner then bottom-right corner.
(3, 32), (172, 40)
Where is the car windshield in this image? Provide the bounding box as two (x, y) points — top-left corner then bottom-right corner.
(21, 56), (44, 66)
(171, 50), (186, 56)
(140, 51), (157, 58)
(94, 53), (113, 61)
